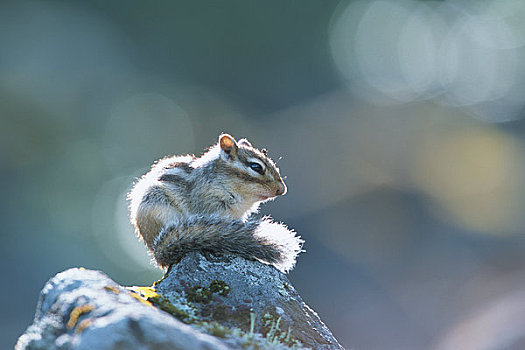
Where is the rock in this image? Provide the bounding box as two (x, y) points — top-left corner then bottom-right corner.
(15, 268), (231, 350)
(16, 254), (345, 350)
(156, 252), (344, 349)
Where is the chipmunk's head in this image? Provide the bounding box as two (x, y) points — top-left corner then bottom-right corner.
(217, 133), (287, 202)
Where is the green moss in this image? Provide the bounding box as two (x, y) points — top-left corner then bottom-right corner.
(209, 280), (230, 296)
(205, 322), (229, 338)
(186, 286), (213, 304)
(129, 284), (303, 348)
(260, 312), (302, 348)
(151, 295), (191, 322)
(128, 286), (191, 323)
(186, 280), (231, 304)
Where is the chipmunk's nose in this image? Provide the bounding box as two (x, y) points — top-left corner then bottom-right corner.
(275, 182), (287, 196)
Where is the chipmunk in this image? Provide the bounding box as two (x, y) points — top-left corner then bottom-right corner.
(128, 133), (303, 273)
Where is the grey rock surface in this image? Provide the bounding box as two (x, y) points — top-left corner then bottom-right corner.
(156, 252), (344, 349)
(16, 268), (231, 350)
(17, 254), (344, 350)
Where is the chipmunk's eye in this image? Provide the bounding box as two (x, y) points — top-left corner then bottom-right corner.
(248, 162), (264, 175)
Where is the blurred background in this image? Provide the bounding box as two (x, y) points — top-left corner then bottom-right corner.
(3, 0), (525, 349)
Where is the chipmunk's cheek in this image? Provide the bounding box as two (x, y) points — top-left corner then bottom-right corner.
(255, 189), (274, 201)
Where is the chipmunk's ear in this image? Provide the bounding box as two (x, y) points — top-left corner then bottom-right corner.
(219, 133), (238, 158)
(238, 138), (252, 148)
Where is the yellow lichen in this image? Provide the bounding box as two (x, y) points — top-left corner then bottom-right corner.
(129, 286), (160, 299)
(128, 286), (191, 322)
(152, 273), (169, 287)
(129, 292), (153, 307)
(67, 304), (95, 330)
(103, 285), (121, 294)
(75, 318), (93, 334)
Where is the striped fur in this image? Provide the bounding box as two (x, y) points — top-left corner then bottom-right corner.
(128, 134), (302, 272)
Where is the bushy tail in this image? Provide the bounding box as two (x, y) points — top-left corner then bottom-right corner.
(152, 215), (303, 273)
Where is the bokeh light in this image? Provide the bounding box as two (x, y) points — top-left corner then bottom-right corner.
(412, 121), (525, 234)
(330, 0), (525, 121)
(104, 92), (195, 172)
